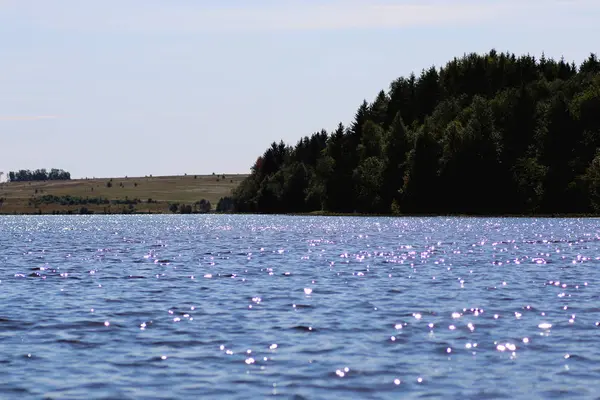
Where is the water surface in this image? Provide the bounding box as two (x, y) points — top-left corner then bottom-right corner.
(1, 215), (599, 399)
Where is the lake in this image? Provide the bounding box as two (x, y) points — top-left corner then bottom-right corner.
(1, 215), (599, 399)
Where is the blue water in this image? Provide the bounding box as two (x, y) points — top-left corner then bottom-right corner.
(1, 215), (600, 399)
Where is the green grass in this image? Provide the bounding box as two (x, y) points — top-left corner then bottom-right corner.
(0, 174), (247, 214)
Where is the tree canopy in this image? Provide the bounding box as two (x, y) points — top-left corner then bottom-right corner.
(232, 50), (600, 215)
(8, 169), (71, 182)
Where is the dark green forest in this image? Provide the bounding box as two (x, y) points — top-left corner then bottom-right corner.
(231, 50), (600, 215)
(9, 168), (71, 182)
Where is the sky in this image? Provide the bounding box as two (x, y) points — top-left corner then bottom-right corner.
(0, 0), (598, 179)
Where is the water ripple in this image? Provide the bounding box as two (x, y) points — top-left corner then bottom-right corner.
(1, 215), (600, 398)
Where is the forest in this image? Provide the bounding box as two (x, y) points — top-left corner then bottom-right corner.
(232, 50), (600, 215)
(8, 168), (71, 182)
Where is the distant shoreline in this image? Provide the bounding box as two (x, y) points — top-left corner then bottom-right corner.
(2, 210), (599, 218)
(1, 173), (599, 218)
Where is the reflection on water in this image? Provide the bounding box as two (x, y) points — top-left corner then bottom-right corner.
(0, 215), (599, 398)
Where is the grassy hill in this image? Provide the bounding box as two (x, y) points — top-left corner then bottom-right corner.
(0, 174), (247, 214)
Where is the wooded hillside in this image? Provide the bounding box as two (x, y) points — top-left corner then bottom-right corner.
(233, 50), (600, 215)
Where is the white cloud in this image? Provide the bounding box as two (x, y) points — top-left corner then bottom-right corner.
(5, 0), (597, 33)
(122, 1), (503, 32)
(141, 1), (535, 32)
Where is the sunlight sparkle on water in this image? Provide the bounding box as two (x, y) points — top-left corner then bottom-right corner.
(3, 215), (600, 398)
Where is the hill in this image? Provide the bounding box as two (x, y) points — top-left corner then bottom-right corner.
(0, 174), (247, 214)
(232, 50), (600, 215)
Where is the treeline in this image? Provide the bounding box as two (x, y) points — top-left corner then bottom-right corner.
(33, 195), (142, 206)
(232, 50), (600, 215)
(168, 199), (212, 214)
(9, 169), (71, 182)
(35, 195), (110, 206)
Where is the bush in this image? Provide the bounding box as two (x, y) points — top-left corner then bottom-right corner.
(216, 196), (234, 212)
(196, 199), (211, 213)
(179, 204), (193, 214)
(111, 198), (140, 205)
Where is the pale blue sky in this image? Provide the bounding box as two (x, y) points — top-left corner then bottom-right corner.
(0, 0), (598, 178)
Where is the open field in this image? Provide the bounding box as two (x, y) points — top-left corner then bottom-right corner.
(0, 174), (247, 214)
